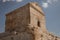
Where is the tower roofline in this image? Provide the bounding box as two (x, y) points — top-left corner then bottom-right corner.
(28, 2), (45, 16)
(6, 2), (45, 16)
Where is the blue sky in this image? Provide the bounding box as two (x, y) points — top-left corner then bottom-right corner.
(0, 0), (60, 36)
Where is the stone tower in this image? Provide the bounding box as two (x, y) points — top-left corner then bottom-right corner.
(0, 2), (60, 40)
(5, 2), (47, 40)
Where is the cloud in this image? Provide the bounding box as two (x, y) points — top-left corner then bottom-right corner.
(47, 0), (52, 4)
(16, 0), (23, 2)
(42, 0), (58, 8)
(42, 2), (48, 8)
(53, 0), (58, 2)
(47, 0), (58, 4)
(2, 0), (23, 2)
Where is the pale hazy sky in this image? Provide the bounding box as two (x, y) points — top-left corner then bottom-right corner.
(0, 0), (60, 36)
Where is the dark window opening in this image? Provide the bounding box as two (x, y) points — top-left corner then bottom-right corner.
(37, 21), (40, 27)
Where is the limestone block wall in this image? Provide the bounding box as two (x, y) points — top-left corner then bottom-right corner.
(30, 6), (46, 32)
(0, 25), (60, 40)
(2, 32), (33, 40)
(0, 25), (35, 40)
(5, 4), (30, 32)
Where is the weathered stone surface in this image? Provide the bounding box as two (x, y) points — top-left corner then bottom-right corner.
(0, 2), (60, 40)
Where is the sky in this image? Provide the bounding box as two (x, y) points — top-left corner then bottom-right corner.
(0, 0), (60, 36)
